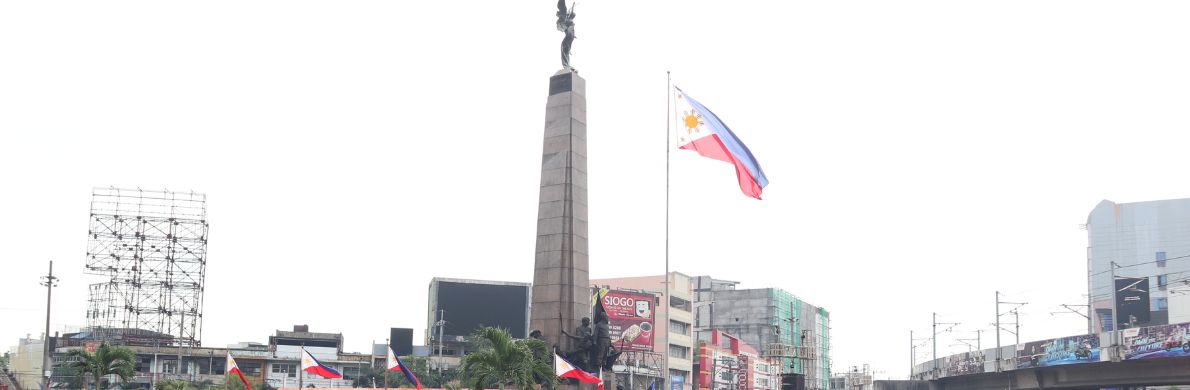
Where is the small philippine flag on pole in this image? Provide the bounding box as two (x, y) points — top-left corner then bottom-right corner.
(673, 86), (769, 199)
(227, 354), (252, 390)
(301, 348), (343, 379)
(387, 346), (423, 390)
(555, 353), (602, 386)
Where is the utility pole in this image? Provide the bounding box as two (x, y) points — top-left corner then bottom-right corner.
(1109, 261), (1119, 361)
(436, 309), (445, 375)
(1013, 310), (1021, 346)
(931, 313), (959, 377)
(994, 291), (1026, 372)
(909, 331), (928, 379)
(40, 261), (59, 390)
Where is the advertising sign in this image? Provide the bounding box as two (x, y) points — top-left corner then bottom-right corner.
(1115, 277), (1151, 328)
(1121, 321), (1190, 360)
(1014, 334), (1099, 368)
(943, 351), (985, 375)
(737, 355), (750, 390)
(602, 289), (656, 351)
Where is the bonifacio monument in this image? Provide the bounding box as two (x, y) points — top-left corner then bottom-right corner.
(529, 0), (594, 377)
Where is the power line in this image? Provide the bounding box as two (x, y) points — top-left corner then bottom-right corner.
(1088, 252), (1190, 278)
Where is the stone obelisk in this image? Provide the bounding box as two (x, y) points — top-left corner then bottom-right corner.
(530, 69), (589, 355)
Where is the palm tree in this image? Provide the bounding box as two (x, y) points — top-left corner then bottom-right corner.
(66, 343), (137, 390)
(461, 327), (554, 390)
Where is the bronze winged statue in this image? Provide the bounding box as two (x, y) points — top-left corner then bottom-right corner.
(556, 0), (576, 69)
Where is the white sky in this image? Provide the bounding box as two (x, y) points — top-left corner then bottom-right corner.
(3, 0), (1190, 380)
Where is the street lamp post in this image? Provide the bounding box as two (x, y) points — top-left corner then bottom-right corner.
(40, 261), (59, 390)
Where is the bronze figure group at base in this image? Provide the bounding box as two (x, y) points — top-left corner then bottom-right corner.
(531, 313), (623, 374)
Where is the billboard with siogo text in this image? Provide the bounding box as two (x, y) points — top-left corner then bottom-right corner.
(602, 289), (656, 351)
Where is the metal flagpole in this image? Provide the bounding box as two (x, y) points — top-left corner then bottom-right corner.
(664, 70), (672, 390)
(299, 345), (305, 390)
(384, 340), (389, 390)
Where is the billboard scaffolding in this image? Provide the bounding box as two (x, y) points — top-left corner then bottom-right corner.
(84, 187), (208, 346)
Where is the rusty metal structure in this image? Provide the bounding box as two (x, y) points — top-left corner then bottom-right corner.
(84, 187), (208, 346)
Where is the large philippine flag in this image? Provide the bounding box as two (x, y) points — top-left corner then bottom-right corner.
(555, 353), (602, 385)
(301, 349), (343, 379)
(387, 346), (423, 390)
(226, 354), (252, 390)
(674, 86), (769, 199)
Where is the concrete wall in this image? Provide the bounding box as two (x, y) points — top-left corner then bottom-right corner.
(873, 380), (929, 390)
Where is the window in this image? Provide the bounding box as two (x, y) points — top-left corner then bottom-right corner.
(1157, 251), (1167, 267)
(669, 344), (690, 359)
(238, 361), (262, 376)
(670, 320), (691, 336)
(342, 366), (360, 381)
(272, 363), (297, 377)
(1097, 309), (1113, 331)
(162, 359), (178, 374)
(1159, 274), (1169, 289)
(670, 296), (692, 312)
(1155, 297), (1169, 311)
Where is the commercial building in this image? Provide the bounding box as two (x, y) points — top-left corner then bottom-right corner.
(692, 276), (831, 390)
(590, 272), (696, 390)
(425, 278), (531, 369)
(6, 335), (47, 390)
(1087, 198), (1190, 333)
(697, 329), (780, 390)
(27, 325), (378, 389)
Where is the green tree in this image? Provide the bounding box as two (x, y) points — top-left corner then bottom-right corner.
(156, 379), (191, 390)
(224, 373), (266, 390)
(50, 364), (86, 390)
(351, 357), (459, 388)
(461, 327), (554, 390)
(66, 343), (137, 390)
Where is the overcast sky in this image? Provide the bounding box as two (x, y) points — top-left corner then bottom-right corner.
(3, 0), (1190, 380)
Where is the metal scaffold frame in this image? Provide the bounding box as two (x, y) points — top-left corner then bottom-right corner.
(84, 187), (208, 347)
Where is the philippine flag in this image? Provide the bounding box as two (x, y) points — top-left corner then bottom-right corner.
(300, 349), (343, 379)
(674, 86), (769, 199)
(387, 346), (422, 390)
(226, 354), (252, 390)
(555, 353), (602, 386)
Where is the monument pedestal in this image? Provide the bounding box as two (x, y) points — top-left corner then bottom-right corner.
(530, 69), (590, 359)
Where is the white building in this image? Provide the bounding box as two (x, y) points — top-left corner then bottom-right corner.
(7, 335), (46, 390)
(1087, 198), (1190, 333)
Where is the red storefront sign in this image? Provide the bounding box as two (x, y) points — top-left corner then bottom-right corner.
(602, 290), (655, 351)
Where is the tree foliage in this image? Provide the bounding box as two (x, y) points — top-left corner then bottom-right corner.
(461, 327), (554, 390)
(156, 379), (191, 390)
(224, 374), (268, 390)
(66, 343), (137, 390)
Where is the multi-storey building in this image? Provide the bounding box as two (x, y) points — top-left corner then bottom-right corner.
(692, 276), (830, 390)
(1087, 198), (1190, 333)
(697, 329), (780, 390)
(590, 272), (696, 390)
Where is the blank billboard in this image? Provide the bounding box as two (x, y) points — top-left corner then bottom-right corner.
(434, 281), (529, 339)
(390, 328), (413, 356)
